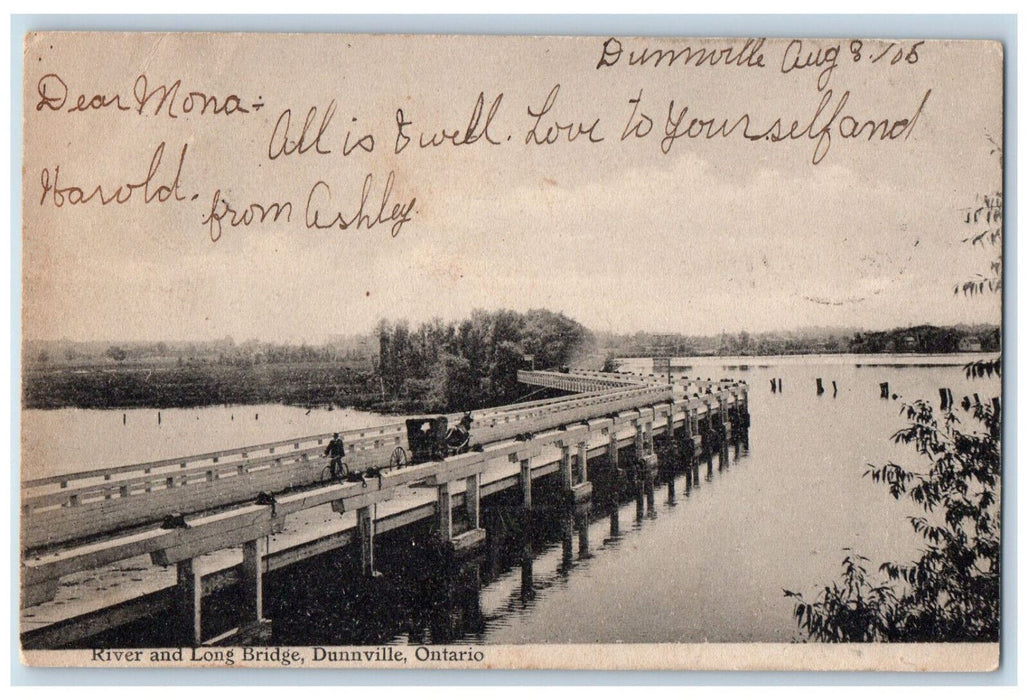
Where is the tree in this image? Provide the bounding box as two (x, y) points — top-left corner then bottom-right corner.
(373, 308), (592, 412)
(105, 345), (127, 362)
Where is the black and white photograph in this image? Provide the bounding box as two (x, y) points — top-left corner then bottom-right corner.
(18, 30), (1004, 671)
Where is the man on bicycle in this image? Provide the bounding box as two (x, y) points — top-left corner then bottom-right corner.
(324, 432), (347, 478)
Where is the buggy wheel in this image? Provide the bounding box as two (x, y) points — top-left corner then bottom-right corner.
(390, 446), (408, 469)
(320, 465), (336, 483)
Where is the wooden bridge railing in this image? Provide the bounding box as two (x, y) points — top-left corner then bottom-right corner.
(23, 424), (407, 491)
(515, 370), (641, 393)
(20, 381), (703, 552)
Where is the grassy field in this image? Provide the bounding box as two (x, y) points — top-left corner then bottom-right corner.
(23, 361), (382, 410)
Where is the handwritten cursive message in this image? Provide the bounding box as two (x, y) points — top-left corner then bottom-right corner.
(26, 35), (942, 245)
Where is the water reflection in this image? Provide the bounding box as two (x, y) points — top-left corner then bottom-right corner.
(263, 428), (749, 647)
(577, 506), (592, 560)
(605, 508), (621, 545)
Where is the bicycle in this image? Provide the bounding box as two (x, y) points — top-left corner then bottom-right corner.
(320, 459), (349, 484)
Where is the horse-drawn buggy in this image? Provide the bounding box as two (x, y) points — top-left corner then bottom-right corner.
(389, 413), (474, 468)
(321, 413), (475, 486)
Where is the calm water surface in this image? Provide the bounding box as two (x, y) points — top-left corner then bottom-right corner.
(21, 404), (398, 479)
(22, 354), (1000, 644)
(457, 354), (1000, 643)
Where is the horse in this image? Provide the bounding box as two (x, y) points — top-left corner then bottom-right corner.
(444, 412), (473, 454)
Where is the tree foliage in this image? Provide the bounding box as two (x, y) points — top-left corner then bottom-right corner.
(955, 137), (1003, 298)
(376, 309), (593, 412)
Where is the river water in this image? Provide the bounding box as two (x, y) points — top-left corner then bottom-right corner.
(454, 353), (1000, 644)
(20, 354), (1001, 644)
(20, 404), (399, 480)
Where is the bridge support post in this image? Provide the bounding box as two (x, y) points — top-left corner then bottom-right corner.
(438, 481), (453, 541)
(701, 400), (714, 454)
(635, 478), (645, 523)
(660, 405), (681, 475)
(434, 478), (485, 553)
(175, 559), (202, 647)
(608, 507), (620, 542)
(232, 538), (273, 644)
(561, 510), (574, 570)
(577, 441), (590, 483)
(465, 474), (481, 530)
(520, 457), (533, 510)
(576, 504), (591, 559)
(572, 440), (592, 502)
(240, 538), (264, 623)
(639, 418), (659, 476)
(679, 408), (693, 465)
(559, 445), (573, 492)
(607, 431), (619, 470)
(357, 505), (375, 577)
(645, 471), (656, 517)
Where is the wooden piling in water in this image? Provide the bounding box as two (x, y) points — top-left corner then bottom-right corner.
(175, 559), (202, 647)
(561, 514), (574, 568)
(466, 474), (481, 530)
(577, 441), (589, 484)
(559, 444), (573, 492)
(577, 510), (591, 558)
(437, 481), (453, 541)
(520, 457), (533, 510)
(357, 505), (375, 577)
(240, 538), (265, 623)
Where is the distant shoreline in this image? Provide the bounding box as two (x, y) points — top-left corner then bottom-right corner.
(22, 351), (997, 412)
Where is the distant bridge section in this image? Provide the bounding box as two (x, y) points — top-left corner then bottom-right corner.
(515, 370), (641, 393)
(517, 369), (734, 398)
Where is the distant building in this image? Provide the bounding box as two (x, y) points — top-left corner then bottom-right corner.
(958, 337), (983, 352)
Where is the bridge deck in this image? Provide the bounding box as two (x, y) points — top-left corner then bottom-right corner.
(21, 369), (749, 647)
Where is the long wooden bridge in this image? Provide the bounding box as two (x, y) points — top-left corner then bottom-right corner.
(20, 369), (749, 649)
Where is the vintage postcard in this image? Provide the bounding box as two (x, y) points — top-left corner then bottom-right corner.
(19, 32), (1003, 671)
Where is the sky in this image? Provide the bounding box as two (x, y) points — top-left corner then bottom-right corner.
(21, 34), (1003, 343)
